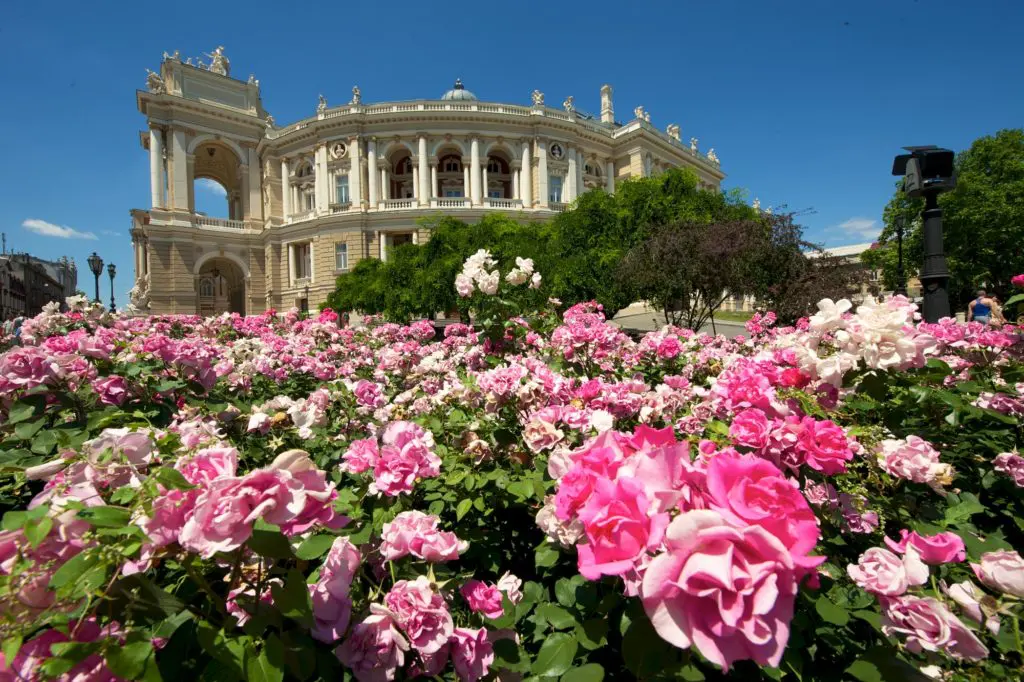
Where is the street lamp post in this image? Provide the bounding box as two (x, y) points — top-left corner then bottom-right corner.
(894, 216), (908, 297)
(107, 263), (117, 312)
(87, 252), (104, 304)
(303, 285), (310, 314)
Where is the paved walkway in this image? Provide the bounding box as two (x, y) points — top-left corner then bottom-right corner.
(611, 304), (747, 337)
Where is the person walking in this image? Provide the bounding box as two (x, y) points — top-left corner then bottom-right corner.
(967, 290), (995, 325)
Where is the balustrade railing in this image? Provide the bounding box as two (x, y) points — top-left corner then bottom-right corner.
(484, 198), (521, 210)
(548, 202), (568, 213)
(380, 199), (415, 210)
(193, 215), (246, 230)
(432, 198), (471, 209)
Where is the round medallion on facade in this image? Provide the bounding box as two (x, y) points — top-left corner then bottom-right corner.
(549, 143), (565, 160)
(331, 142), (347, 159)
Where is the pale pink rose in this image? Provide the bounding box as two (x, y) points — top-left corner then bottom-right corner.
(247, 412), (271, 434)
(876, 436), (945, 483)
(419, 528), (468, 562)
(276, 456), (349, 536)
(24, 456), (71, 482)
(0, 618), (122, 681)
(705, 453), (821, 565)
(178, 469), (305, 558)
(455, 273), (474, 297)
(138, 488), (196, 548)
(884, 530), (965, 564)
(944, 580), (1000, 636)
(0, 346), (67, 389)
(93, 375), (129, 406)
(496, 572), (523, 605)
(311, 538), (362, 643)
(227, 579), (279, 627)
(380, 511), (467, 562)
(451, 627), (494, 682)
(642, 510), (800, 670)
(803, 480), (838, 508)
(522, 418), (565, 453)
(335, 607), (409, 682)
(461, 580), (505, 619)
(342, 438), (379, 474)
(993, 452), (1024, 487)
(881, 595), (988, 660)
(729, 408), (771, 449)
(847, 546), (929, 596)
(85, 428), (156, 469)
(384, 576), (453, 655)
(176, 446), (238, 485)
(971, 550), (1024, 597)
(535, 497), (585, 547)
(576, 476), (669, 580)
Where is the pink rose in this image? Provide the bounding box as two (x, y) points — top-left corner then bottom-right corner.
(380, 511), (467, 562)
(268, 452), (348, 536)
(522, 417), (565, 453)
(944, 580), (1000, 636)
(576, 477), (669, 580)
(1012, 274), (1024, 288)
(451, 627), (494, 682)
(311, 538), (362, 643)
(642, 510), (800, 670)
(176, 447), (239, 485)
(93, 375), (129, 406)
(496, 572), (523, 605)
(876, 436), (946, 483)
(884, 530), (966, 564)
(847, 547), (929, 596)
(993, 452), (1024, 487)
(553, 467), (598, 521)
(705, 453), (821, 564)
(384, 576), (453, 655)
(881, 595), (988, 661)
(460, 580), (505, 619)
(0, 346), (67, 389)
(803, 480), (838, 508)
(335, 607), (409, 682)
(797, 418), (853, 474)
(179, 469), (305, 558)
(139, 488), (196, 548)
(729, 408), (771, 450)
(971, 550), (1024, 597)
(342, 438), (379, 474)
(353, 380), (386, 408)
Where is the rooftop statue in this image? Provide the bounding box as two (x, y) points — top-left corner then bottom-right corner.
(145, 69), (166, 94)
(634, 105), (646, 121)
(707, 148), (719, 164)
(531, 90), (544, 107)
(317, 94), (327, 114)
(690, 137), (698, 153)
(162, 50), (180, 61)
(350, 86), (361, 105)
(562, 95), (575, 113)
(206, 46), (230, 76)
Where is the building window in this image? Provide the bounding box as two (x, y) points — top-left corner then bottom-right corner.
(488, 189), (502, 199)
(200, 279), (214, 297)
(549, 175), (563, 203)
(295, 243), (312, 279)
(487, 159), (501, 173)
(335, 243), (348, 271)
(444, 159), (460, 172)
(335, 175), (349, 204)
(299, 298), (309, 313)
(444, 189), (463, 198)
(297, 162), (313, 178)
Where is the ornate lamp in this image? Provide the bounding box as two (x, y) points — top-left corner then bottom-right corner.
(107, 263), (117, 312)
(87, 252), (104, 303)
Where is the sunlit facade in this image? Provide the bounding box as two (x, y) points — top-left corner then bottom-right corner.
(130, 48), (726, 315)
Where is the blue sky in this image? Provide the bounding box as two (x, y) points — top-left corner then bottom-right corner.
(1, 0), (1021, 305)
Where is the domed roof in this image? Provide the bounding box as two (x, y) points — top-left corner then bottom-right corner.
(441, 79), (478, 101)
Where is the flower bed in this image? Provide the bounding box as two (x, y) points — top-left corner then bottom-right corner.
(0, 282), (1023, 681)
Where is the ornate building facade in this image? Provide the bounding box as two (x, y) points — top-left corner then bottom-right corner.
(130, 48), (726, 315)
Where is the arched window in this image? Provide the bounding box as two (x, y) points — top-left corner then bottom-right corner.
(487, 159), (501, 173)
(297, 161), (314, 178)
(397, 157), (412, 175)
(199, 278), (214, 297)
(440, 155), (461, 173)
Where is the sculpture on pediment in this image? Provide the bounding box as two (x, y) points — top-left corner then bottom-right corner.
(197, 59), (207, 70)
(690, 137), (698, 153)
(350, 86), (361, 105)
(753, 197), (761, 212)
(666, 124), (681, 141)
(634, 105), (646, 121)
(184, 57), (194, 66)
(562, 95), (575, 113)
(265, 114), (275, 128)
(644, 111), (651, 123)
(162, 50), (180, 62)
(145, 69), (166, 94)
(707, 148), (719, 164)
(206, 46), (230, 76)
(248, 74), (258, 86)
(531, 90), (544, 107)
(317, 94), (327, 115)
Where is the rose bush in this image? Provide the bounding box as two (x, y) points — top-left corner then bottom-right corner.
(0, 273), (1023, 680)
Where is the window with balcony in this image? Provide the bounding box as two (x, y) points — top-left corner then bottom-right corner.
(443, 158), (461, 173)
(488, 189), (502, 199)
(487, 159), (501, 173)
(549, 175), (563, 203)
(335, 243), (349, 271)
(444, 189), (464, 198)
(335, 175), (350, 204)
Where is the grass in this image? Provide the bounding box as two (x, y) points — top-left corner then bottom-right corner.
(712, 310), (755, 322)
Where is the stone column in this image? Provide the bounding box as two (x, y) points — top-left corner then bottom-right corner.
(315, 144), (328, 214)
(367, 139), (378, 206)
(349, 137), (361, 208)
(308, 241), (315, 284)
(482, 165), (488, 201)
(248, 148), (262, 220)
(281, 159), (291, 219)
(171, 129), (189, 210)
(463, 164), (470, 199)
(381, 169), (389, 201)
(469, 137), (481, 205)
(149, 128), (164, 208)
(537, 140), (549, 208)
(566, 147), (577, 202)
(521, 141), (532, 207)
(287, 244), (295, 286)
(412, 165), (420, 201)
(512, 166), (520, 200)
(431, 165), (438, 199)
(605, 160), (615, 193)
(418, 136), (429, 205)
(577, 150), (585, 198)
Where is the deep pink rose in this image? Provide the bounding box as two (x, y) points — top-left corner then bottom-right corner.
(642, 510), (800, 670)
(460, 580), (504, 619)
(729, 408), (771, 450)
(881, 595), (988, 661)
(384, 576), (453, 655)
(311, 537), (362, 643)
(576, 476), (668, 580)
(139, 488), (196, 548)
(553, 467), (598, 521)
(705, 453), (821, 564)
(884, 529), (966, 564)
(342, 438), (379, 474)
(93, 375), (129, 406)
(335, 607), (409, 682)
(176, 446), (239, 485)
(451, 627), (494, 682)
(797, 418), (853, 474)
(847, 547), (928, 596)
(1012, 274), (1024, 288)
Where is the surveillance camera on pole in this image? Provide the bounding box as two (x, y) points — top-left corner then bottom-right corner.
(891, 146), (956, 322)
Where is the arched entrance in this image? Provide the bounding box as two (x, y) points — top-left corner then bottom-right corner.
(196, 257), (246, 316)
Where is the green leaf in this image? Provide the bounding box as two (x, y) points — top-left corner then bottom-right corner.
(30, 429), (58, 455)
(246, 527), (295, 559)
(531, 632), (577, 678)
(271, 569), (314, 627)
(535, 543), (560, 569)
(153, 467), (196, 490)
(845, 660), (882, 682)
(456, 498), (473, 521)
(678, 664), (706, 681)
(944, 493), (985, 525)
(14, 419), (44, 440)
(815, 596), (850, 626)
(2, 636), (23, 668)
(538, 604), (576, 630)
(49, 551), (102, 589)
(7, 401), (37, 424)
(555, 576), (583, 607)
(575, 619), (609, 651)
(245, 637), (285, 682)
(295, 534), (337, 560)
(78, 506), (132, 528)
(560, 663), (604, 682)
(23, 515), (53, 548)
(105, 641), (154, 679)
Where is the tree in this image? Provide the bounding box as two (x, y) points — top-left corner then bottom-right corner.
(871, 129), (1024, 308)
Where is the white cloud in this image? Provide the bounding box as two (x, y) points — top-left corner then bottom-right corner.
(101, 230), (122, 237)
(835, 217), (880, 240)
(197, 178), (227, 196)
(22, 219), (98, 240)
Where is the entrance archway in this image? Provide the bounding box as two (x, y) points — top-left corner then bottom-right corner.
(196, 257), (246, 316)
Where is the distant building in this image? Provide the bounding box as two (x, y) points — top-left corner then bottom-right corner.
(0, 254), (77, 320)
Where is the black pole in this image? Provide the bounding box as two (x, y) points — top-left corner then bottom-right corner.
(93, 273), (101, 304)
(919, 192), (950, 323)
(109, 275), (116, 312)
(894, 218), (907, 297)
